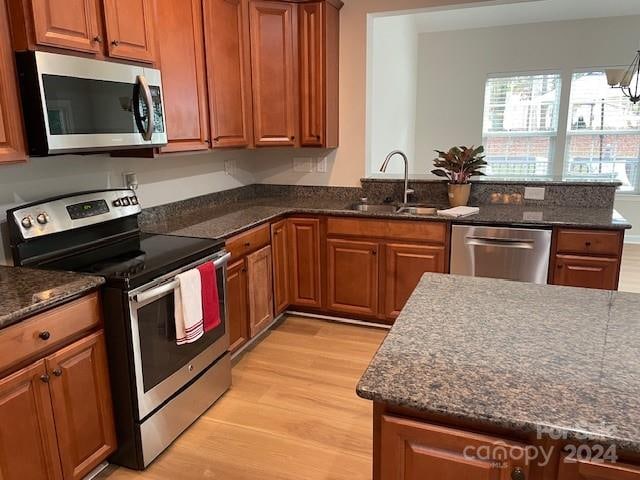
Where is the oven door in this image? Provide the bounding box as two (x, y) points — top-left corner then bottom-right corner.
(128, 251), (230, 420)
(29, 51), (167, 154)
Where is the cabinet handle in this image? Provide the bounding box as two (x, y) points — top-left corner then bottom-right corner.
(40, 374), (50, 383)
(111, 40), (120, 47)
(39, 331), (51, 340)
(52, 368), (62, 377)
(511, 467), (525, 480)
(93, 35), (102, 44)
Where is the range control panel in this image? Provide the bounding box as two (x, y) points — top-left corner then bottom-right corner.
(12, 189), (142, 240)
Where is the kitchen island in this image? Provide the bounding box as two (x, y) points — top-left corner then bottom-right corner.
(357, 273), (640, 479)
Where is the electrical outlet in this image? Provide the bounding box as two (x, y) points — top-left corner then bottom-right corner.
(316, 157), (328, 173)
(293, 157), (314, 173)
(524, 187), (545, 201)
(224, 158), (237, 175)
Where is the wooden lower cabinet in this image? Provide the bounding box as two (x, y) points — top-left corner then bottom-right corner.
(247, 245), (274, 337)
(226, 259), (249, 353)
(553, 255), (619, 290)
(45, 331), (116, 480)
(379, 414), (530, 480)
(327, 238), (379, 317)
(384, 243), (446, 319)
(289, 218), (322, 308)
(271, 220), (290, 315)
(0, 361), (62, 480)
(558, 456), (640, 479)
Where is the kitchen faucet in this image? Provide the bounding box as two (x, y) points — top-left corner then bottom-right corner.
(379, 150), (414, 205)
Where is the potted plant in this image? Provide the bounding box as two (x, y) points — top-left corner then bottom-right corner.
(431, 145), (487, 207)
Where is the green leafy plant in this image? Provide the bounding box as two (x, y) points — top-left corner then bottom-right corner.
(431, 146), (487, 184)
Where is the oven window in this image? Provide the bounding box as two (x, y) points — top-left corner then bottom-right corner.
(42, 75), (164, 135)
(136, 274), (226, 393)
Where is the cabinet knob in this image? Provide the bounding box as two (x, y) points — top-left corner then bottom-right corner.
(213, 136), (221, 142)
(315, 134), (321, 140)
(557, 264), (564, 269)
(39, 331), (51, 340)
(111, 40), (120, 47)
(52, 368), (62, 377)
(244, 242), (251, 247)
(93, 35), (102, 44)
(290, 136), (295, 141)
(585, 241), (592, 247)
(40, 374), (50, 383)
(511, 467), (526, 480)
(371, 250), (377, 256)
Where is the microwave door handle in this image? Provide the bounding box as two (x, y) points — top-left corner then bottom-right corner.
(132, 252), (231, 304)
(136, 75), (154, 141)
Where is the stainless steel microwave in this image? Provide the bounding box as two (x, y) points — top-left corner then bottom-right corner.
(16, 51), (167, 156)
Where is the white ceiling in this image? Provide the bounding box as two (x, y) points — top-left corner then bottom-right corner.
(412, 0), (640, 33)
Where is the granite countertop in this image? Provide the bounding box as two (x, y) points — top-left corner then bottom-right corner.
(141, 196), (630, 240)
(356, 273), (640, 452)
(0, 266), (105, 330)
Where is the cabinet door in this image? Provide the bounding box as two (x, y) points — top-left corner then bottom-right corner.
(271, 220), (290, 315)
(203, 0), (254, 148)
(553, 254), (619, 290)
(384, 243), (446, 319)
(46, 331), (116, 480)
(247, 245), (274, 338)
(227, 259), (250, 353)
(103, 0), (155, 63)
(0, 361), (62, 480)
(249, 0), (297, 147)
(289, 218), (322, 308)
(29, 0), (102, 53)
(298, 2), (323, 146)
(0, 0), (26, 164)
(381, 415), (530, 480)
(155, 0), (209, 152)
(558, 456), (640, 479)
(327, 238), (379, 317)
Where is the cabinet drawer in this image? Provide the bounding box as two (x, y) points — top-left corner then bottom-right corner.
(226, 224), (271, 261)
(327, 217), (447, 243)
(556, 229), (622, 256)
(0, 293), (102, 374)
(558, 455), (640, 479)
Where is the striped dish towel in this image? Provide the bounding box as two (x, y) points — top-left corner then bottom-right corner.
(174, 268), (204, 345)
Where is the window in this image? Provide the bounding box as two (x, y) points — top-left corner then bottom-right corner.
(564, 71), (640, 192)
(482, 73), (562, 178)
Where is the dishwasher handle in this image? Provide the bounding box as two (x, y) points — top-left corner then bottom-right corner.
(465, 236), (535, 250)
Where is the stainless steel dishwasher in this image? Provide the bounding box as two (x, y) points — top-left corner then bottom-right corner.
(450, 225), (552, 284)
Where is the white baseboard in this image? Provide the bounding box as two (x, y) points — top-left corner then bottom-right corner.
(625, 235), (640, 245)
(286, 310), (391, 330)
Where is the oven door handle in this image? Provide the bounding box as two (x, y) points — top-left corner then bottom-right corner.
(132, 252), (231, 304)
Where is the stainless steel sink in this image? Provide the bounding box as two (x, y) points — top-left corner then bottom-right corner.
(349, 203), (398, 213)
(396, 206), (438, 215)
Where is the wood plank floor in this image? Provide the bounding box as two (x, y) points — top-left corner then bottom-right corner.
(97, 317), (387, 480)
(620, 243), (640, 293)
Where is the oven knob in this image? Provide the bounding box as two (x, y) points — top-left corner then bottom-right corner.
(113, 199), (122, 207)
(130, 196), (138, 205)
(121, 197), (131, 206)
(36, 213), (49, 225)
(21, 216), (33, 229)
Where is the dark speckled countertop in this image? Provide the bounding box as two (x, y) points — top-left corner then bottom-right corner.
(141, 197), (630, 240)
(0, 266), (105, 329)
(357, 273), (640, 452)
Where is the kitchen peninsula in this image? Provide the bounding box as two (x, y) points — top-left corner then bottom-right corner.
(357, 273), (640, 480)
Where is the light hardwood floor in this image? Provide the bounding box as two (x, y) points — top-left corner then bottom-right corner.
(97, 316), (387, 480)
(620, 243), (640, 293)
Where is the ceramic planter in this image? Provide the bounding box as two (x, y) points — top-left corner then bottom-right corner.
(448, 184), (471, 207)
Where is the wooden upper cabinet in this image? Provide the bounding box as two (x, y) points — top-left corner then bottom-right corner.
(0, 361), (63, 480)
(558, 456), (640, 479)
(155, 0), (209, 152)
(28, 0), (102, 53)
(249, 1), (297, 147)
(247, 245), (274, 337)
(327, 238), (379, 317)
(380, 414), (530, 480)
(46, 331), (116, 480)
(271, 220), (290, 315)
(0, 0), (26, 164)
(289, 218), (322, 308)
(298, 1), (339, 148)
(103, 0), (155, 63)
(384, 243), (446, 319)
(203, 0), (254, 148)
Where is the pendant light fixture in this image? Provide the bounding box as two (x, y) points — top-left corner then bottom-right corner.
(606, 49), (640, 104)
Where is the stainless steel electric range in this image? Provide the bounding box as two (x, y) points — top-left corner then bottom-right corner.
(7, 189), (231, 470)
